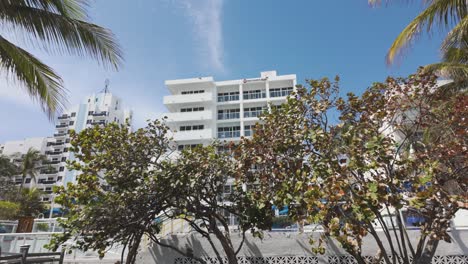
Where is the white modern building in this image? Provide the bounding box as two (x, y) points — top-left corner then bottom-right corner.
(1, 90), (132, 205)
(51, 90), (132, 188)
(1, 137), (49, 189)
(163, 70), (296, 150)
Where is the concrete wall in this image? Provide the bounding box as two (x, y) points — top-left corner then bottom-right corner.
(140, 229), (468, 264)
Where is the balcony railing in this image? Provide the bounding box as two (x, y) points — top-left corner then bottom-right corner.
(55, 124), (68, 128)
(217, 94), (239, 102)
(218, 112), (240, 120)
(243, 91), (266, 100)
(92, 111), (107, 116)
(40, 169), (58, 175)
(217, 131), (241, 139)
(45, 151), (62, 155)
(42, 160), (61, 165)
(244, 111), (263, 118)
(53, 133), (67, 137)
(38, 179), (56, 184)
(47, 142), (64, 146)
(165, 111), (212, 123)
(90, 121), (106, 125)
(57, 115), (69, 120)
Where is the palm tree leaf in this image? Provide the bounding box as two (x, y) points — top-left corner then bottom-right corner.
(386, 0), (467, 64)
(0, 3), (123, 69)
(0, 0), (91, 20)
(0, 35), (67, 119)
(442, 47), (468, 63)
(424, 61), (468, 80)
(441, 16), (468, 52)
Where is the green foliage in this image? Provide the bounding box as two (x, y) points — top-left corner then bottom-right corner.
(36, 223), (50, 232)
(47, 120), (171, 264)
(0, 0), (123, 119)
(237, 69), (467, 264)
(0, 200), (20, 220)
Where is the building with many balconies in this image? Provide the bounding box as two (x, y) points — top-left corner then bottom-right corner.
(163, 70), (296, 150)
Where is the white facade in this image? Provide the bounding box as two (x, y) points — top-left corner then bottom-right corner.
(1, 91), (132, 204)
(163, 71), (296, 149)
(51, 91), (132, 189)
(1, 137), (49, 189)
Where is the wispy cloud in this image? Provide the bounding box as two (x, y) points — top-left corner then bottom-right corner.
(179, 0), (225, 72)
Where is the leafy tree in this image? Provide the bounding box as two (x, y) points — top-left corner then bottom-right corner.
(0, 0), (123, 119)
(47, 121), (271, 264)
(369, 0), (468, 82)
(2, 187), (46, 218)
(0, 154), (19, 177)
(14, 147), (46, 189)
(47, 120), (172, 264)
(237, 70), (466, 264)
(0, 200), (20, 220)
(161, 144), (272, 264)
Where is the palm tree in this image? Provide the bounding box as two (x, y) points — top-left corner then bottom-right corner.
(16, 148), (46, 189)
(369, 0), (468, 82)
(0, 154), (19, 177)
(0, 0), (123, 119)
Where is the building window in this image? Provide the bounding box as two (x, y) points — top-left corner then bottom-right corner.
(244, 107), (265, 118)
(59, 167), (65, 172)
(71, 112), (76, 117)
(243, 90), (266, 100)
(42, 197), (50, 202)
(61, 157), (67, 162)
(217, 91), (239, 102)
(25, 178), (31, 183)
(57, 176), (63, 181)
(180, 125), (204, 131)
(87, 120), (92, 124)
(88, 111), (94, 115)
(244, 125), (255, 137)
(181, 90), (204, 95)
(95, 98), (98, 102)
(270, 87), (293, 98)
(217, 126), (241, 139)
(181, 107), (205, 112)
(218, 109), (240, 120)
(177, 144), (202, 151)
(69, 121), (74, 126)
(63, 148), (68, 152)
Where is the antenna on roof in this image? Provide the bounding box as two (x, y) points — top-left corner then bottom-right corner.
(102, 79), (110, 94)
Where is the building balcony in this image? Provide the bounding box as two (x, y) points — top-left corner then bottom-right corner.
(55, 124), (68, 129)
(172, 129), (213, 142)
(163, 92), (213, 106)
(53, 133), (67, 137)
(43, 160), (61, 165)
(57, 115), (69, 120)
(165, 111), (212, 123)
(91, 111), (107, 117)
(45, 150), (62, 155)
(47, 142), (64, 146)
(40, 169), (58, 175)
(38, 179), (56, 185)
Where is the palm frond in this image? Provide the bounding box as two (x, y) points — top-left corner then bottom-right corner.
(441, 16), (468, 52)
(424, 61), (468, 80)
(0, 35), (67, 119)
(442, 47), (468, 64)
(0, 0), (91, 20)
(386, 0), (467, 64)
(0, 3), (123, 69)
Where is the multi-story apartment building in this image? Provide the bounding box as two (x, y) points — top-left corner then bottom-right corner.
(163, 70), (296, 150)
(1, 137), (49, 188)
(1, 90), (132, 206)
(51, 90), (132, 189)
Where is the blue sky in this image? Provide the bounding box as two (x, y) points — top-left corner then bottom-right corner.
(0, 0), (446, 142)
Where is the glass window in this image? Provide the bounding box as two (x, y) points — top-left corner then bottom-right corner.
(71, 112), (76, 117)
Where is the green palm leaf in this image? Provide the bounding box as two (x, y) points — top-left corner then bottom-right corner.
(424, 61), (468, 80)
(0, 0), (123, 119)
(0, 35), (67, 119)
(382, 0), (467, 64)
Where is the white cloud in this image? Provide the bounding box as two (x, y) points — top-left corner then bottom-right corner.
(179, 0), (225, 72)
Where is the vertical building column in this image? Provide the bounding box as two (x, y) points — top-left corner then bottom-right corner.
(239, 83), (244, 137)
(265, 80), (271, 112)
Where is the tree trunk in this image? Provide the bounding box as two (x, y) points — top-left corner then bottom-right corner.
(211, 222), (238, 264)
(126, 233), (143, 264)
(414, 238), (439, 264)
